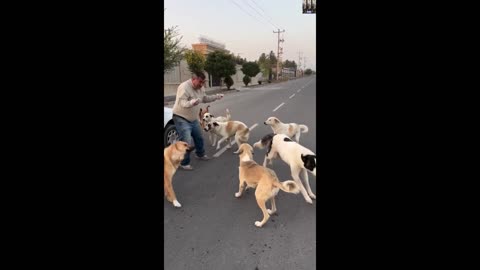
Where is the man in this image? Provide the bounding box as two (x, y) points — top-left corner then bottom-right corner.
(171, 71), (224, 170)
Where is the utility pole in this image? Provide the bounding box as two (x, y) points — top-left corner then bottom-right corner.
(273, 29), (285, 80)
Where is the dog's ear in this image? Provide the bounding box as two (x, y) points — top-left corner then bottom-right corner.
(213, 122), (219, 127)
(206, 105), (210, 112)
(237, 148), (244, 155)
(210, 114), (214, 117)
(198, 108), (203, 118)
(274, 118), (279, 123)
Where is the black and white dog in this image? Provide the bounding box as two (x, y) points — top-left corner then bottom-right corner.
(253, 133), (317, 204)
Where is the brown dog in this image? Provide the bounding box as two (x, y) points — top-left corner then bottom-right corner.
(198, 105), (210, 130)
(164, 141), (191, 208)
(236, 143), (300, 227)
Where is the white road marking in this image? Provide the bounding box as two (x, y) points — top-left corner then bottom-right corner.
(213, 123), (258, 158)
(297, 89), (301, 93)
(289, 93), (295, 99)
(272, 102), (285, 112)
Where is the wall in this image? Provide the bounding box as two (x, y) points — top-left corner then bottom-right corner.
(164, 62), (264, 97)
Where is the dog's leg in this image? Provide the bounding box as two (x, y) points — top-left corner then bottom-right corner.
(295, 131), (301, 142)
(226, 137), (232, 149)
(216, 136), (228, 150)
(254, 196), (270, 228)
(208, 132), (213, 145)
(291, 166), (313, 204)
(233, 136), (242, 154)
(164, 172), (181, 208)
(235, 179), (246, 198)
(212, 134), (217, 147)
(263, 149), (276, 167)
(262, 156), (269, 167)
(268, 196), (277, 215)
(302, 168), (316, 200)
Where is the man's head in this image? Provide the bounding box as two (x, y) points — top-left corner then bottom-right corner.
(191, 71), (206, 90)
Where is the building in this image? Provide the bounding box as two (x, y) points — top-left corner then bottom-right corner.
(191, 36), (230, 87)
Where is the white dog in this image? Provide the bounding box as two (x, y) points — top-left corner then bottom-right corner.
(202, 109), (231, 146)
(263, 116), (308, 142)
(204, 120), (250, 153)
(253, 133), (317, 204)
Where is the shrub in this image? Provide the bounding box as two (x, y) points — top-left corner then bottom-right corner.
(243, 75), (251, 86)
(224, 76), (234, 90)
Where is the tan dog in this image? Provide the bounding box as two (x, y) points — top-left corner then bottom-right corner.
(164, 141), (191, 208)
(264, 116), (309, 142)
(204, 120), (250, 153)
(236, 143), (300, 227)
(253, 133), (317, 204)
(202, 108), (231, 146)
(198, 105), (210, 130)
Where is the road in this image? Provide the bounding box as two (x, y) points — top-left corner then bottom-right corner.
(164, 76), (317, 270)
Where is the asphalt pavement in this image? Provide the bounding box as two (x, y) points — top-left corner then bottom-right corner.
(164, 76), (317, 270)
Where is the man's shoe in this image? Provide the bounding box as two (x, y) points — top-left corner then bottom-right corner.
(195, 155), (211, 161)
(180, 165), (194, 170)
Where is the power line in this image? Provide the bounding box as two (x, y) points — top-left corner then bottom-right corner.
(242, 0), (280, 30)
(248, 0), (281, 29)
(230, 0), (272, 30)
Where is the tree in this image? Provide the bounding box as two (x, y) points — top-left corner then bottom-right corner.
(164, 26), (185, 74)
(305, 68), (313, 75)
(204, 51), (236, 85)
(224, 76), (234, 90)
(258, 53), (269, 78)
(268, 51), (277, 80)
(232, 54), (246, 65)
(257, 51), (277, 81)
(241, 62), (260, 78)
(243, 75), (251, 86)
(283, 60), (297, 69)
(184, 50), (205, 74)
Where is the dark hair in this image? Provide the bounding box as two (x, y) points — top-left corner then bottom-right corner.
(192, 71), (206, 80)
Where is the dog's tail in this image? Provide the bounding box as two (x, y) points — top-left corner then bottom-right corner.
(253, 133), (275, 149)
(253, 140), (264, 149)
(225, 108), (231, 121)
(299, 124), (309, 133)
(273, 180), (300, 194)
(237, 126), (250, 143)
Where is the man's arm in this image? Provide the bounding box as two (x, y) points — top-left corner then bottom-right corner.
(201, 89), (223, 103)
(177, 86), (198, 108)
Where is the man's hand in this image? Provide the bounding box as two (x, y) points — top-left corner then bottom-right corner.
(189, 98), (200, 106)
(216, 94), (224, 100)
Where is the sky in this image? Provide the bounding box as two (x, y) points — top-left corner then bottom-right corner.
(164, 0), (316, 70)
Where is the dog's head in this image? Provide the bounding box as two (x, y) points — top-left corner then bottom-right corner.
(204, 121), (219, 132)
(237, 143), (254, 160)
(202, 112), (215, 123)
(301, 154), (316, 173)
(264, 116), (280, 126)
(199, 106), (210, 128)
(173, 141), (193, 154)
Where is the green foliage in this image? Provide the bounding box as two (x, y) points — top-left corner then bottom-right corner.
(258, 51), (277, 80)
(243, 75), (251, 86)
(283, 60), (297, 69)
(204, 51), (236, 80)
(184, 50), (205, 74)
(241, 62), (260, 78)
(233, 54), (247, 65)
(164, 26), (185, 74)
(305, 68), (313, 75)
(224, 76), (234, 90)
